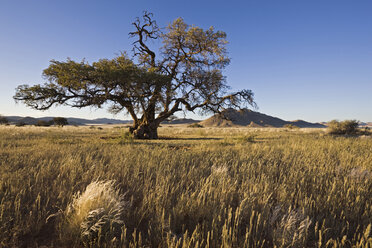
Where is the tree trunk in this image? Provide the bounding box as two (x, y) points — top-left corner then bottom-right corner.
(131, 122), (159, 139)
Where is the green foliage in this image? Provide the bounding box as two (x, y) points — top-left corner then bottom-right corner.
(53, 117), (68, 127)
(14, 12), (255, 139)
(328, 120), (359, 135)
(0, 127), (371, 247)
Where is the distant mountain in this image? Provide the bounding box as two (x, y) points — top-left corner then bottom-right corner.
(6, 113), (365, 128)
(93, 118), (132, 124)
(321, 121), (372, 127)
(3, 115), (202, 126)
(161, 118), (200, 124)
(200, 109), (326, 128)
(62, 117), (132, 125)
(17, 117), (39, 125)
(359, 122), (372, 127)
(5, 116), (26, 122)
(4, 116), (132, 125)
(290, 120), (325, 128)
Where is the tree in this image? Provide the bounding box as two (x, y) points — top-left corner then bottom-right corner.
(0, 115), (8, 125)
(327, 120), (359, 135)
(53, 117), (68, 127)
(14, 12), (255, 139)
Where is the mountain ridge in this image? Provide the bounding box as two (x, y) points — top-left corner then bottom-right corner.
(2, 113), (369, 127)
(3, 116), (132, 125)
(2, 116), (198, 125)
(200, 109), (326, 128)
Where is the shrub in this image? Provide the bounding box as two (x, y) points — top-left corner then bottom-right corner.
(362, 126), (370, 135)
(188, 123), (203, 128)
(118, 131), (134, 144)
(35, 120), (53, 127)
(53, 117), (68, 127)
(235, 134), (256, 143)
(283, 124), (299, 130)
(15, 121), (26, 127)
(0, 115), (8, 125)
(328, 120), (359, 135)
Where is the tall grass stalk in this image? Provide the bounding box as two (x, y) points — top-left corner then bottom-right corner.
(0, 125), (371, 247)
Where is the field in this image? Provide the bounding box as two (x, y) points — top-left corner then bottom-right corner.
(0, 125), (371, 247)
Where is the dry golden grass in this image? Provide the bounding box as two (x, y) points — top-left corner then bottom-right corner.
(0, 125), (371, 247)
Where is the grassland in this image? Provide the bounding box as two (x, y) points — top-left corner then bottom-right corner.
(0, 125), (371, 247)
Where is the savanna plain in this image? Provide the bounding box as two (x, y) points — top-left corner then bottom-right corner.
(0, 125), (371, 247)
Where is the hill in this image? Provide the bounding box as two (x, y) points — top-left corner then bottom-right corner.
(161, 118), (200, 124)
(4, 116), (132, 125)
(17, 117), (39, 125)
(4, 115), (201, 126)
(360, 122), (372, 127)
(200, 109), (325, 128)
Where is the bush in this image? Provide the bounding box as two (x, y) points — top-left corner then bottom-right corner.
(283, 124), (299, 130)
(118, 131), (134, 144)
(15, 121), (26, 127)
(53, 117), (68, 127)
(35, 120), (53, 127)
(188, 123), (203, 128)
(0, 115), (8, 125)
(328, 120), (359, 135)
(234, 134), (257, 143)
(362, 126), (370, 135)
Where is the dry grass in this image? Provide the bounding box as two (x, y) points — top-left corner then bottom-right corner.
(0, 125), (371, 247)
(66, 180), (127, 245)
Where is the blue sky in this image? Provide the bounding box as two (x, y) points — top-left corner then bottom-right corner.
(0, 0), (371, 122)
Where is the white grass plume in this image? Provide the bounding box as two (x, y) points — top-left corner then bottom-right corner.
(271, 206), (312, 248)
(66, 180), (128, 243)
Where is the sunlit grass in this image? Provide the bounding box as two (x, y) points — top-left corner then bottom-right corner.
(0, 125), (371, 247)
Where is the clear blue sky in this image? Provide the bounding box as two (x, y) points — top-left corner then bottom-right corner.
(0, 0), (371, 122)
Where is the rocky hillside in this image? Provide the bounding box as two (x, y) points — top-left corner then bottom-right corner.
(200, 109), (325, 128)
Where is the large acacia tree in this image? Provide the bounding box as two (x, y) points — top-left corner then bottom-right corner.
(14, 12), (255, 139)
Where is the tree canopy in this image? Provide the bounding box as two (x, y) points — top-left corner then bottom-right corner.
(14, 12), (255, 139)
(53, 117), (68, 127)
(0, 115), (8, 125)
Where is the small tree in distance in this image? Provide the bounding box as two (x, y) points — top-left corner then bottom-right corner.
(327, 120), (359, 135)
(13, 12), (256, 139)
(0, 115), (8, 125)
(53, 117), (68, 127)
